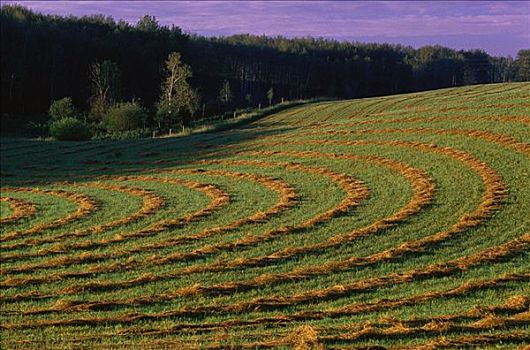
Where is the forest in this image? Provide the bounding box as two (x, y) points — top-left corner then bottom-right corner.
(1, 5), (529, 137)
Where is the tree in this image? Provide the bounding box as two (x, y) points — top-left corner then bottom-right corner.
(136, 15), (159, 32)
(267, 87), (274, 106)
(2, 5), (525, 129)
(219, 80), (232, 107)
(462, 50), (492, 85)
(89, 60), (121, 121)
(48, 97), (77, 121)
(49, 117), (91, 141)
(103, 101), (146, 132)
(245, 93), (252, 107)
(156, 51), (197, 129)
(515, 50), (530, 81)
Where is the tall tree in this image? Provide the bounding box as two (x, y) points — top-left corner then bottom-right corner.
(2, 5), (527, 131)
(515, 50), (530, 81)
(267, 87), (274, 106)
(156, 51), (196, 129)
(136, 15), (159, 32)
(462, 50), (492, 84)
(219, 80), (232, 108)
(89, 60), (121, 120)
(245, 93), (252, 107)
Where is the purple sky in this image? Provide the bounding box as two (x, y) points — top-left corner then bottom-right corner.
(5, 1), (530, 56)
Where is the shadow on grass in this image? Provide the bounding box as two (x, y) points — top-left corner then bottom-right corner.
(0, 120), (299, 186)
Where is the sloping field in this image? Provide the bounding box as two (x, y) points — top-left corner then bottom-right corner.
(1, 82), (529, 349)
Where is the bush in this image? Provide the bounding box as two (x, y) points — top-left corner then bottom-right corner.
(88, 96), (109, 122)
(49, 117), (91, 141)
(92, 129), (149, 140)
(49, 97), (77, 121)
(155, 102), (181, 129)
(103, 102), (146, 132)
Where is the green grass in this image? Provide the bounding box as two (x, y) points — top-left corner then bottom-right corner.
(1, 82), (529, 349)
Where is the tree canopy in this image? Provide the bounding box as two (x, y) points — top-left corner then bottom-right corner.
(1, 5), (528, 134)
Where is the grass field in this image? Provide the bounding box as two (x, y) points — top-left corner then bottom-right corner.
(1, 82), (529, 349)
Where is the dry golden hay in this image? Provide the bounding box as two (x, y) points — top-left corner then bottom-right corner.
(1, 140), (519, 317)
(312, 114), (530, 129)
(0, 168), (298, 290)
(288, 325), (322, 350)
(2, 86), (529, 348)
(0, 186), (99, 242)
(6, 230), (528, 326)
(0, 175), (229, 277)
(0, 160), (367, 292)
(362, 101), (530, 119)
(0, 182), (165, 260)
(265, 127), (530, 155)
(0, 196), (36, 224)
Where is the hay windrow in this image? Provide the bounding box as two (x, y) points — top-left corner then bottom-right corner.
(0, 168), (296, 287)
(0, 196), (36, 225)
(1, 83), (528, 348)
(0, 139), (508, 307)
(0, 182), (166, 260)
(0, 161), (366, 292)
(0, 175), (230, 278)
(0, 187), (98, 242)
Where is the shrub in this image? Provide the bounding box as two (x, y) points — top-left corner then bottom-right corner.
(49, 97), (77, 121)
(103, 102), (146, 132)
(92, 129), (149, 140)
(49, 117), (91, 141)
(88, 96), (109, 122)
(155, 102), (181, 129)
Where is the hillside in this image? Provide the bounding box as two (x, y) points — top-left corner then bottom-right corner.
(1, 83), (529, 349)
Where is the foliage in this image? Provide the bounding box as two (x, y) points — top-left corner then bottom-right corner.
(136, 15), (159, 32)
(1, 5), (528, 132)
(266, 87), (274, 106)
(156, 52), (197, 128)
(515, 49), (530, 81)
(89, 96), (109, 122)
(219, 80), (232, 106)
(245, 93), (252, 107)
(155, 101), (180, 129)
(89, 60), (121, 121)
(103, 101), (146, 132)
(92, 129), (149, 140)
(49, 117), (91, 140)
(48, 97), (77, 121)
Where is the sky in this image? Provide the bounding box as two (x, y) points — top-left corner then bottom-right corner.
(4, 1), (530, 57)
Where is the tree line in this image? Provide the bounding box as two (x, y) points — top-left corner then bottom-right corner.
(1, 5), (529, 137)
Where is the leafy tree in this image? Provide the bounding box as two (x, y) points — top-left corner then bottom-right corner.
(266, 87), (274, 106)
(49, 117), (91, 141)
(2, 5), (527, 132)
(136, 15), (159, 32)
(156, 51), (197, 129)
(219, 80), (232, 107)
(245, 93), (252, 107)
(462, 50), (492, 85)
(48, 97), (77, 121)
(89, 60), (121, 121)
(89, 60), (121, 104)
(103, 101), (146, 132)
(515, 49), (530, 81)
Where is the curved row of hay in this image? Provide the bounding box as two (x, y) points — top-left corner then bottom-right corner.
(1, 82), (529, 349)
